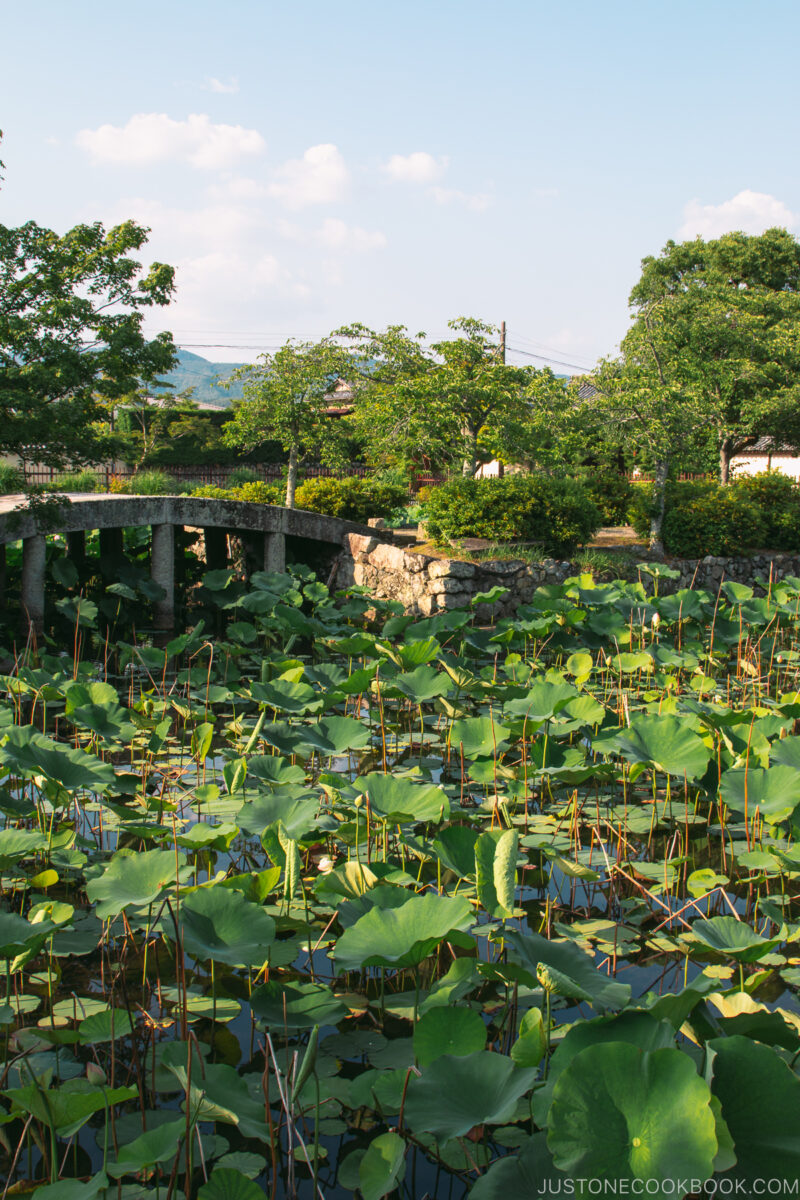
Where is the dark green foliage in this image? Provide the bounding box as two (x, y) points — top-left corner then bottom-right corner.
(294, 476), (407, 522)
(630, 472), (800, 557)
(579, 469), (633, 524)
(42, 470), (100, 494)
(735, 471), (800, 551)
(424, 474), (600, 555)
(0, 463), (23, 493)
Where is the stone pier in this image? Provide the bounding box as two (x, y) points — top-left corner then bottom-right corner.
(21, 534), (46, 636)
(150, 523), (175, 631)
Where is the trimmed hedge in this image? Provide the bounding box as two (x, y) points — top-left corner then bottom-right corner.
(294, 477), (407, 523)
(628, 472), (800, 556)
(424, 475), (601, 557)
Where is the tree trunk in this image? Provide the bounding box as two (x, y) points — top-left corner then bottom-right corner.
(462, 433), (479, 477)
(285, 444), (299, 508)
(719, 436), (734, 484)
(649, 458), (669, 558)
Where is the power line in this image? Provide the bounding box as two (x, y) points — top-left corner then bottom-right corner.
(506, 345), (594, 373)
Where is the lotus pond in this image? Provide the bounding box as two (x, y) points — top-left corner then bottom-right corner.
(1, 560), (799, 1199)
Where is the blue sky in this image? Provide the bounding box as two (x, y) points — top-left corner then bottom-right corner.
(2, 0), (799, 370)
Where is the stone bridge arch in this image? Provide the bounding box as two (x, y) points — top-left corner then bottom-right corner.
(0, 493), (391, 634)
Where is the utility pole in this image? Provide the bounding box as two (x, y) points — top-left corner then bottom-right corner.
(498, 321), (506, 477)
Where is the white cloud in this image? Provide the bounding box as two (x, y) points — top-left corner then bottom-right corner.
(678, 190), (798, 239)
(383, 151), (447, 183)
(278, 217), (386, 252)
(76, 112), (265, 169)
(268, 143), (349, 208)
(432, 186), (491, 213)
(206, 76), (239, 94)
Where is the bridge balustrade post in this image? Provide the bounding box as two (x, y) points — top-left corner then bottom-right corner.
(21, 534), (46, 637)
(150, 523), (175, 631)
(263, 531), (286, 574)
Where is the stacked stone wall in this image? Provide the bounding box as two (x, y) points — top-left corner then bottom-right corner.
(336, 535), (800, 617)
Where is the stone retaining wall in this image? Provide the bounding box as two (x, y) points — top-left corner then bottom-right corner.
(336, 535), (800, 617)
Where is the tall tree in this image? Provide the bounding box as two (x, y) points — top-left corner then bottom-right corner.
(223, 338), (350, 508)
(598, 227), (800, 551)
(0, 219), (176, 468)
(342, 318), (538, 477)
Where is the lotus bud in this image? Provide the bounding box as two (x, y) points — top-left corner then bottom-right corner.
(86, 1062), (107, 1086)
(318, 855), (335, 873)
(536, 963), (556, 993)
(354, 796), (364, 809)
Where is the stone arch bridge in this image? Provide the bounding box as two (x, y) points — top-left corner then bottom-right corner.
(0, 493), (391, 635)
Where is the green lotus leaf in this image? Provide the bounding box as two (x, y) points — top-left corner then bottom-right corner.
(250, 679), (323, 714)
(245, 755), (306, 786)
(413, 1005), (487, 1067)
(689, 915), (783, 962)
(387, 665), (452, 703)
(708, 1034), (800, 1183)
(503, 929), (631, 1011)
(719, 765), (800, 824)
(198, 1169), (266, 1200)
(0, 910), (56, 959)
(432, 825), (479, 878)
(65, 700), (137, 745)
(533, 1011), (677, 1125)
(0, 726), (116, 793)
(449, 716), (510, 758)
(251, 980), (349, 1030)
(547, 1044), (717, 1192)
(5, 1079), (137, 1139)
(174, 886), (276, 967)
(106, 1117), (186, 1177)
(602, 714), (711, 779)
(353, 773), (450, 823)
(474, 828), (518, 918)
(78, 1008), (134, 1044)
(334, 892), (474, 970)
(357, 1131), (406, 1200)
(302, 715), (372, 755)
(404, 1051), (536, 1141)
(236, 787), (319, 839)
(471, 1134), (565, 1199)
(0, 827), (48, 861)
(85, 848), (179, 919)
(503, 678), (579, 722)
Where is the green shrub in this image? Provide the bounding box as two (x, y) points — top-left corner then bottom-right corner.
(631, 472), (800, 556)
(424, 474), (601, 556)
(189, 484), (236, 500)
(123, 469), (180, 495)
(627, 481), (656, 539)
(43, 469), (101, 494)
(580, 469), (633, 525)
(734, 471), (800, 551)
(235, 480), (283, 505)
(228, 467), (262, 487)
(662, 485), (765, 557)
(294, 477), (407, 523)
(0, 464), (24, 494)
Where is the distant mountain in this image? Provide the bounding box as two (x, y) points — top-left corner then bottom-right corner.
(152, 349), (246, 407)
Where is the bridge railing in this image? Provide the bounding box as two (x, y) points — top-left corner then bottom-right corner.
(22, 464), (446, 493)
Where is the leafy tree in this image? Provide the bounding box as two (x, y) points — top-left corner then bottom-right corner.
(0, 219), (176, 469)
(223, 338), (350, 508)
(596, 227), (800, 551)
(342, 318), (544, 477)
